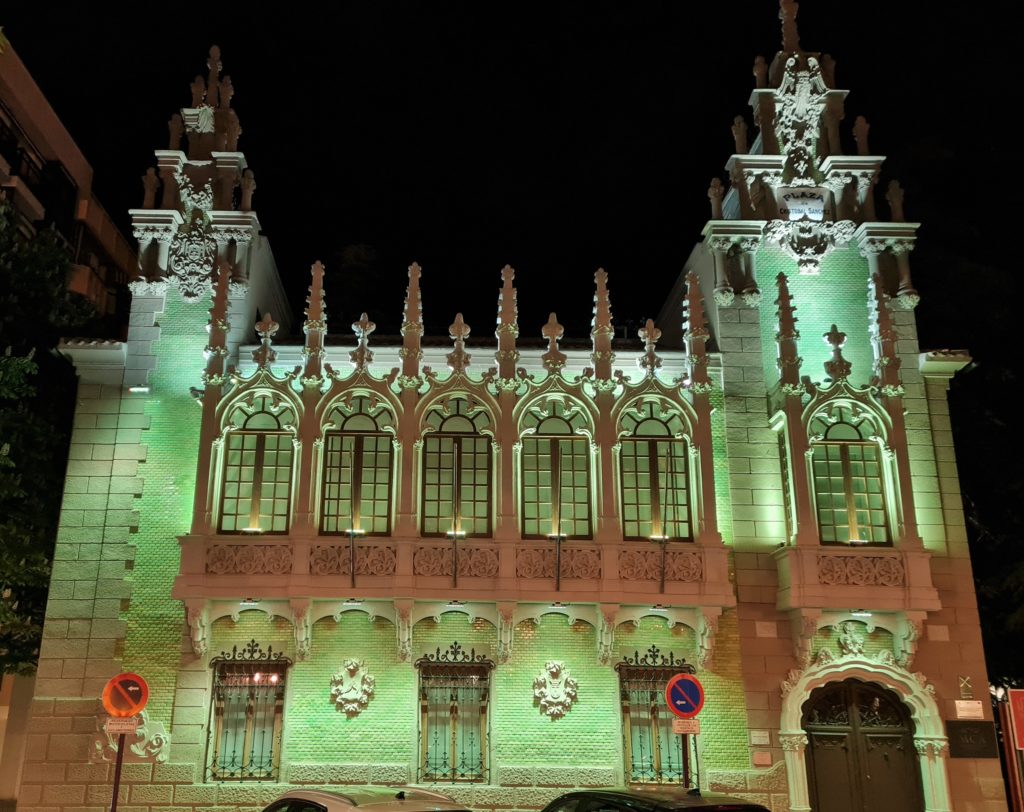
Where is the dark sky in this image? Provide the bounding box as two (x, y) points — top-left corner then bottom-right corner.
(3, 2), (1010, 351)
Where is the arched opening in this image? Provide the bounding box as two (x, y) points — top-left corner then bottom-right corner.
(802, 678), (924, 812)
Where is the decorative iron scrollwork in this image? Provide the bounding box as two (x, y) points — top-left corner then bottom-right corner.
(416, 641), (493, 668)
(617, 645), (695, 672)
(213, 638), (291, 665)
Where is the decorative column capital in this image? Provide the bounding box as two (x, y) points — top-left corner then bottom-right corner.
(780, 732), (809, 752)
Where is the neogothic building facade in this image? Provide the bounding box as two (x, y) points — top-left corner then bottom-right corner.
(16, 5), (1005, 812)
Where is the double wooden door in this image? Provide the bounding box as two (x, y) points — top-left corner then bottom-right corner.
(803, 679), (924, 812)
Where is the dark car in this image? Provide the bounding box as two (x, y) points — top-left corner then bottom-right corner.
(538, 788), (771, 812)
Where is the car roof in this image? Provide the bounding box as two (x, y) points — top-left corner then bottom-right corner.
(553, 788), (768, 810)
(271, 787), (466, 810)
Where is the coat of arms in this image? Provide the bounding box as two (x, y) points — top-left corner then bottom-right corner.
(331, 658), (375, 716)
(533, 660), (578, 718)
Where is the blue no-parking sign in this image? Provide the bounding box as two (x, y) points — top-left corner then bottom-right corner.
(665, 673), (704, 719)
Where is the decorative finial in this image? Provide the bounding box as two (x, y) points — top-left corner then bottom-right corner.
(821, 54), (837, 88)
(683, 273), (711, 391)
(731, 116), (749, 154)
(206, 46), (222, 108)
(495, 265), (520, 380)
(823, 324), (851, 383)
(190, 75), (206, 108)
(447, 313), (472, 374)
(638, 319), (663, 378)
(168, 114), (184, 150)
(141, 168), (160, 209)
(541, 313), (567, 373)
(591, 269), (614, 382)
(219, 75), (234, 110)
(350, 313), (376, 372)
(753, 55), (768, 89)
(886, 180), (905, 222)
(853, 116), (871, 156)
(774, 273), (802, 387)
(400, 262), (424, 381)
(708, 178), (725, 219)
(780, 0), (800, 53)
(253, 312), (279, 369)
(302, 261), (327, 384)
(240, 169), (256, 211)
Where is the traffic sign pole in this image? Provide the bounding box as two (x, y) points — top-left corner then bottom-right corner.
(110, 732), (126, 812)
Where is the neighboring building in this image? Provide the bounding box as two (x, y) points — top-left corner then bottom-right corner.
(0, 37), (136, 810)
(0, 38), (135, 326)
(15, 6), (1005, 812)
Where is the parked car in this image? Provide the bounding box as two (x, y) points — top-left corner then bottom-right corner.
(538, 788), (771, 812)
(258, 787), (471, 812)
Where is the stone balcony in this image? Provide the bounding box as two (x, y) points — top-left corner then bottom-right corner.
(772, 545), (941, 613)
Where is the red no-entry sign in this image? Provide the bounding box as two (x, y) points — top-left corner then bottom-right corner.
(665, 673), (705, 720)
(102, 672), (149, 718)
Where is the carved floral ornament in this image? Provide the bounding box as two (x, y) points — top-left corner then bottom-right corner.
(534, 660), (578, 718)
(93, 710), (170, 764)
(331, 658), (375, 716)
(167, 208), (218, 301)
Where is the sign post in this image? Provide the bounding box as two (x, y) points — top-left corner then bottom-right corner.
(665, 673), (705, 791)
(102, 673), (149, 812)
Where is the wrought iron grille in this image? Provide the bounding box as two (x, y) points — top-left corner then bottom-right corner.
(415, 642), (493, 783)
(615, 646), (696, 786)
(206, 639), (291, 782)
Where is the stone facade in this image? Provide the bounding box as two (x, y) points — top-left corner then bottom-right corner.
(15, 7), (1005, 812)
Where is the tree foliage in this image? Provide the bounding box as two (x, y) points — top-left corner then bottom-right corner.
(0, 199), (94, 673)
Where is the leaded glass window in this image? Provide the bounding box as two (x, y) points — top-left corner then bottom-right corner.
(619, 402), (690, 541)
(206, 640), (290, 782)
(615, 647), (696, 786)
(220, 396), (295, 534)
(321, 396), (395, 535)
(422, 399), (492, 537)
(521, 400), (592, 539)
(416, 644), (492, 783)
(810, 406), (889, 544)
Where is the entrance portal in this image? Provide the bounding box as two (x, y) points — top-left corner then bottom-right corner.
(802, 678), (924, 812)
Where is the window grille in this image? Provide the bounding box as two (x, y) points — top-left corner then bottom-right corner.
(809, 407), (889, 544)
(615, 646), (696, 786)
(220, 396), (295, 534)
(206, 639), (290, 782)
(618, 402), (690, 541)
(422, 400), (492, 537)
(321, 397), (394, 535)
(415, 642), (493, 783)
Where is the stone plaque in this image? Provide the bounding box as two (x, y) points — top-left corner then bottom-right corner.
(946, 721), (998, 758)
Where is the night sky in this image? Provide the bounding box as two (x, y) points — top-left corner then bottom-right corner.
(5, 5), (1022, 667)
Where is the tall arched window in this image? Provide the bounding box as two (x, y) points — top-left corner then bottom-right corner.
(422, 399), (492, 537)
(619, 402), (691, 541)
(521, 401), (591, 539)
(810, 405), (889, 544)
(220, 395), (296, 534)
(320, 396), (395, 535)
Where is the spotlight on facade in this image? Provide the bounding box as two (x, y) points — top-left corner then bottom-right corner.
(240, 527), (264, 534)
(240, 598), (260, 607)
(446, 600), (465, 609)
(343, 598), (363, 607)
(651, 604), (669, 612)
(127, 386), (150, 394)
(550, 601), (567, 609)
(851, 610), (873, 618)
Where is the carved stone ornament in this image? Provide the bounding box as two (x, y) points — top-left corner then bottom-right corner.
(837, 621), (866, 656)
(331, 658), (376, 716)
(515, 548), (601, 580)
(93, 710), (170, 764)
(167, 209), (218, 301)
(817, 554), (905, 586)
(206, 544), (293, 575)
(533, 661), (578, 718)
(309, 544), (397, 576)
(764, 218), (857, 275)
(413, 546), (499, 578)
(617, 549), (703, 582)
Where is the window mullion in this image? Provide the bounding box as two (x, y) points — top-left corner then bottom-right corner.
(249, 435), (266, 530)
(551, 439), (561, 537)
(351, 435), (364, 531)
(841, 444), (861, 541)
(453, 439), (462, 534)
(649, 440), (663, 538)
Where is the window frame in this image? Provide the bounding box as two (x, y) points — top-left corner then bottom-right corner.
(520, 432), (593, 540)
(320, 428), (394, 537)
(618, 435), (691, 542)
(218, 426), (294, 535)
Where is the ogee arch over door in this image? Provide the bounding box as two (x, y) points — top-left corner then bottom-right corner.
(802, 678), (924, 812)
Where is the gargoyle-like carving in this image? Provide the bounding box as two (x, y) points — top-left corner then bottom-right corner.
(533, 661), (578, 718)
(331, 658), (375, 716)
(764, 218), (856, 275)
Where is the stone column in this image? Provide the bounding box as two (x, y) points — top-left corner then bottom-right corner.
(780, 732), (811, 812)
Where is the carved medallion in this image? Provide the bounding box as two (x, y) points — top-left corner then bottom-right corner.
(168, 209), (218, 301)
(331, 658), (375, 716)
(533, 661), (578, 718)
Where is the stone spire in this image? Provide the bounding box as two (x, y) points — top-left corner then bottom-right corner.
(350, 313), (376, 372)
(252, 313), (279, 370)
(780, 0), (801, 52)
(447, 314), (471, 374)
(541, 313), (567, 373)
(494, 265), (519, 380)
(637, 319), (663, 379)
(301, 261), (327, 385)
(400, 262), (424, 382)
(869, 274), (902, 393)
(683, 273), (712, 391)
(774, 273), (802, 388)
(823, 324), (852, 383)
(590, 269), (614, 382)
(202, 263), (231, 386)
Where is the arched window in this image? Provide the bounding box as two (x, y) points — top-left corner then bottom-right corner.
(220, 395), (296, 534)
(422, 399), (492, 537)
(320, 396), (395, 535)
(619, 402), (690, 541)
(810, 405), (889, 544)
(521, 401), (591, 539)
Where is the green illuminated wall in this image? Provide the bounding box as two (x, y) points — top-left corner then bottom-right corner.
(756, 245), (875, 388)
(121, 295), (209, 722)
